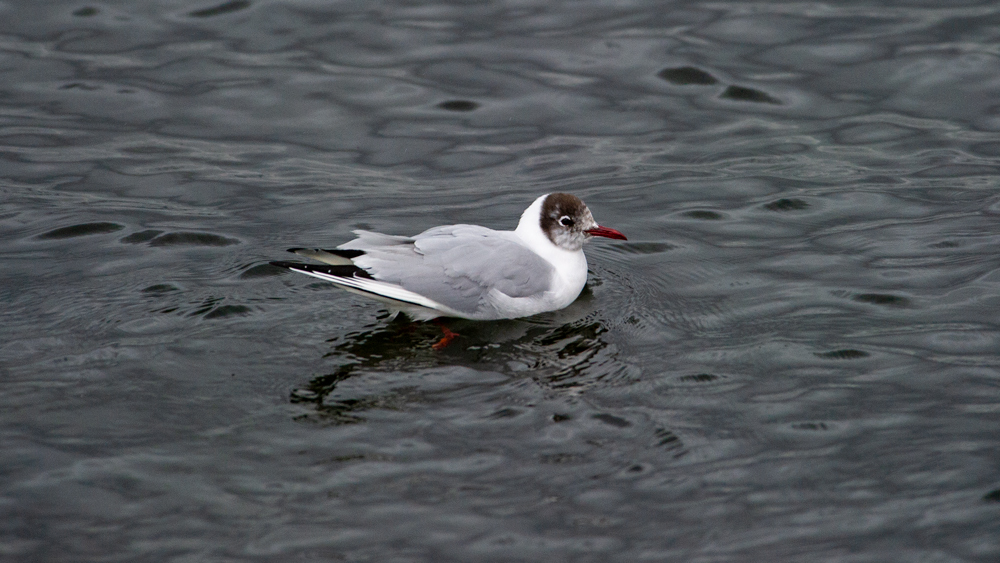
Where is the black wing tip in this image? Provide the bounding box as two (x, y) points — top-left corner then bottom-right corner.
(269, 261), (373, 279)
(286, 247), (365, 258)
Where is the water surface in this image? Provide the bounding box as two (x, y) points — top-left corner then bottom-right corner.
(2, 0), (1000, 560)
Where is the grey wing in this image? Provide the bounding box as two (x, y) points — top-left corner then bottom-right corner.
(345, 226), (555, 317)
(339, 230), (416, 255)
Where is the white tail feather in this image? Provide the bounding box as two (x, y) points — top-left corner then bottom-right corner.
(288, 268), (457, 314)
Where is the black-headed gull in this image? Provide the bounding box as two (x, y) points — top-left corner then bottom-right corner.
(270, 193), (626, 322)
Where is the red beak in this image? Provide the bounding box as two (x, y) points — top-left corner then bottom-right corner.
(585, 225), (627, 240)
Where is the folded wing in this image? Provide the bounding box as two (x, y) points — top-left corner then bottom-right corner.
(286, 226), (556, 319)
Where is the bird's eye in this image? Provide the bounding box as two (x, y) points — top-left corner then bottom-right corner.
(559, 216), (574, 227)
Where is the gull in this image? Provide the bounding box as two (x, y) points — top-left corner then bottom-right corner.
(270, 193), (626, 341)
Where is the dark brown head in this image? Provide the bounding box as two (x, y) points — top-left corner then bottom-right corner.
(539, 193), (626, 251)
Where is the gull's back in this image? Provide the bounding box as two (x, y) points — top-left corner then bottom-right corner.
(342, 225), (557, 319)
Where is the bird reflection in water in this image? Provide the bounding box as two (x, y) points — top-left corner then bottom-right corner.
(289, 288), (631, 423)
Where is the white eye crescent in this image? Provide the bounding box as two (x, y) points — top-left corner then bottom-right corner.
(559, 216), (574, 227)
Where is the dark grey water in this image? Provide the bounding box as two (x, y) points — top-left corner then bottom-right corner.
(3, 0), (1000, 560)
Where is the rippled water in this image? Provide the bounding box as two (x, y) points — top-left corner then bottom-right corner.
(3, 0), (1000, 560)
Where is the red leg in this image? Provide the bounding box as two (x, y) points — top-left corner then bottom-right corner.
(431, 320), (460, 350)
